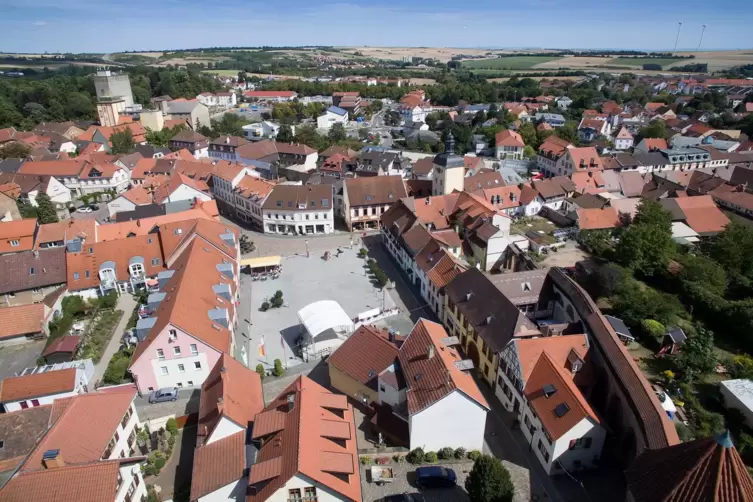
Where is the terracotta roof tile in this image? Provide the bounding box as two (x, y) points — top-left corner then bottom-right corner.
(21, 387), (136, 471)
(36, 219), (97, 248)
(42, 335), (81, 358)
(515, 335), (588, 383)
(525, 351), (599, 440)
(495, 129), (525, 147)
(0, 218), (37, 253)
(398, 319), (488, 415)
(567, 147), (603, 171)
(672, 195), (730, 235)
(190, 430), (246, 500)
(344, 175), (407, 207)
(328, 325), (399, 392)
(197, 354), (264, 446)
(576, 207), (621, 230)
(120, 185), (153, 206)
(247, 376), (362, 502)
(0, 303), (47, 340)
(464, 171), (505, 191)
(96, 200), (218, 241)
(626, 432), (753, 502)
(0, 366), (75, 402)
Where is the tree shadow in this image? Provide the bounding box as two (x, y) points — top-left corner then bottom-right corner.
(172, 425), (197, 502)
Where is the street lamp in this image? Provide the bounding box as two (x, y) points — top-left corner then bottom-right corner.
(305, 240), (309, 258)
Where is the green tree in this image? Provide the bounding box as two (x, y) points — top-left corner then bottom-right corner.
(554, 121), (578, 143)
(255, 363), (265, 380)
(522, 145), (536, 159)
(641, 319), (666, 342)
(577, 229), (613, 256)
(703, 221), (753, 278)
(678, 253), (727, 296)
(358, 127), (370, 140)
(465, 454), (515, 502)
(328, 123), (347, 142)
(273, 358), (284, 377)
(616, 199), (674, 276)
(110, 129), (134, 155)
(517, 122), (538, 148)
(35, 193), (59, 224)
(636, 120), (669, 142)
(0, 142), (32, 159)
(675, 326), (717, 382)
(277, 124), (294, 143)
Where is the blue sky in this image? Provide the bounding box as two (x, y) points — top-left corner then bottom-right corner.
(1, 0), (752, 53)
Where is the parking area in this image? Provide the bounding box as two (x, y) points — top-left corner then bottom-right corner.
(360, 462), (472, 502)
(70, 204), (109, 223)
(240, 246), (413, 371)
(0, 341), (45, 379)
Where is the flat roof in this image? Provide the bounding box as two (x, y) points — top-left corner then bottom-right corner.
(721, 379), (753, 412)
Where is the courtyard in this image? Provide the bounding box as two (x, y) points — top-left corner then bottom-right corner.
(239, 245), (415, 372)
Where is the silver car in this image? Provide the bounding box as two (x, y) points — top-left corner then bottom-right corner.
(148, 387), (179, 403)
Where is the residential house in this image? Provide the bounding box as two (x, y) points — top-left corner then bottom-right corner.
(213, 163), (276, 230)
(556, 97), (573, 110)
(537, 136), (572, 176)
(557, 147), (603, 177)
(169, 130), (209, 159)
(319, 153), (350, 178)
(575, 207), (621, 233)
(242, 121), (282, 142)
(496, 335), (606, 475)
(33, 121), (85, 141)
(343, 175), (407, 231)
(495, 129), (526, 160)
(317, 106), (349, 130)
(634, 138), (668, 153)
(531, 176), (576, 211)
(0, 185), (21, 221)
(242, 375), (362, 502)
(444, 268), (539, 387)
(208, 135), (250, 161)
(0, 362), (92, 412)
(659, 195), (730, 236)
(128, 224), (240, 393)
(0, 218), (38, 254)
(0, 387), (146, 502)
(0, 303), (50, 347)
(107, 185), (154, 217)
(349, 150), (409, 178)
(330, 319), (488, 451)
(18, 160), (130, 195)
(190, 354), (264, 501)
(77, 123), (147, 150)
(165, 100), (211, 130)
(708, 183), (753, 218)
(196, 91), (237, 108)
(613, 127), (634, 150)
(235, 140), (318, 179)
(0, 248), (67, 307)
(261, 184), (333, 235)
(151, 172), (212, 206)
(537, 113), (566, 128)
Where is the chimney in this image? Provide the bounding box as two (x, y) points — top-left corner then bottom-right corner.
(388, 328), (395, 342)
(225, 137), (230, 144)
(42, 449), (64, 469)
(427, 344), (435, 359)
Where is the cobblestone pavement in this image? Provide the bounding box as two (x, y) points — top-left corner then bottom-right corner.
(360, 461), (472, 502)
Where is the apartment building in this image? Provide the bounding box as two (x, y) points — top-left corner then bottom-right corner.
(261, 184), (334, 235)
(212, 163), (275, 230)
(169, 130), (209, 159)
(208, 135), (250, 161)
(19, 160), (131, 195)
(343, 175), (407, 231)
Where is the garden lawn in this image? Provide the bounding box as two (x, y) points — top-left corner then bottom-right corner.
(461, 56), (562, 70)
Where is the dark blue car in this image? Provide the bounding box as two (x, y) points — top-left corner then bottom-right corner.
(415, 466), (457, 489)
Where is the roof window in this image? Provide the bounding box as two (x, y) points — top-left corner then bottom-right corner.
(543, 384), (557, 398)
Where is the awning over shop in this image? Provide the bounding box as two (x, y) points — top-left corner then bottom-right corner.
(240, 256), (282, 269)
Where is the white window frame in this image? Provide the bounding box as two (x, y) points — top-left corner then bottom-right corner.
(173, 346), (181, 356)
(194, 361), (202, 371)
(160, 366), (168, 376)
(190, 344), (198, 355)
(156, 349), (164, 361)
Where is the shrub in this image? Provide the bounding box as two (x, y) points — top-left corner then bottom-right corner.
(423, 451), (438, 464)
(359, 456), (373, 465)
(270, 295), (284, 308)
(675, 422), (693, 442)
(273, 359), (284, 377)
(406, 447), (425, 464)
(359, 248), (368, 257)
(260, 301), (270, 312)
(154, 457), (166, 470)
(97, 290), (118, 309)
(454, 447), (467, 459)
(165, 418), (178, 435)
(255, 364), (265, 380)
(465, 454), (515, 502)
(468, 450), (482, 461)
(641, 319), (666, 342)
(438, 447), (454, 460)
(393, 454), (405, 464)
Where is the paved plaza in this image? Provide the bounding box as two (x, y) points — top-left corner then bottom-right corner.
(238, 245), (414, 371)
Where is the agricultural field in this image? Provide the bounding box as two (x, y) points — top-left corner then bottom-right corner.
(462, 56), (562, 70)
(610, 57), (682, 67)
(487, 75), (584, 83)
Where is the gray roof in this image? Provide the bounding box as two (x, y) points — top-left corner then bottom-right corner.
(487, 269), (549, 305)
(0, 248), (67, 295)
(166, 101), (204, 114)
(0, 159), (24, 173)
(605, 315), (634, 340)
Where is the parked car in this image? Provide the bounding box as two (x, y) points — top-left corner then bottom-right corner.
(77, 206), (92, 213)
(380, 494), (425, 502)
(89, 204), (100, 210)
(148, 387), (179, 403)
(414, 466), (457, 489)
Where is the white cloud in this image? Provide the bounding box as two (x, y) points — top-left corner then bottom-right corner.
(32, 21), (47, 26)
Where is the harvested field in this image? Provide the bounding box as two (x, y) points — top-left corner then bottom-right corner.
(337, 46), (555, 63)
(462, 56), (561, 69)
(610, 57), (682, 67)
(408, 78), (437, 85)
(533, 56), (616, 69)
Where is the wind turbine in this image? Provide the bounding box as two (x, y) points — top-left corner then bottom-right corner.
(698, 24), (708, 51)
(674, 21), (683, 52)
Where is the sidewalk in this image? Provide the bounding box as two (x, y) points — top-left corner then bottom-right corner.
(92, 293), (137, 384)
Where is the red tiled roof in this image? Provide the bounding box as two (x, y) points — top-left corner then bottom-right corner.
(42, 336), (81, 357)
(190, 430), (246, 500)
(0, 459), (138, 502)
(626, 432), (753, 502)
(36, 219), (97, 248)
(640, 138), (668, 151)
(0, 303), (46, 340)
(576, 207), (620, 230)
(673, 195), (730, 235)
(398, 319), (488, 415)
(197, 354), (264, 446)
(0, 367), (75, 402)
(538, 136), (571, 158)
(0, 218), (37, 253)
(21, 388), (136, 471)
(568, 147), (603, 171)
(516, 335), (589, 382)
(495, 129), (525, 147)
(525, 351), (598, 440)
(328, 325), (398, 391)
(246, 376), (362, 502)
(96, 200), (218, 241)
(120, 185), (154, 206)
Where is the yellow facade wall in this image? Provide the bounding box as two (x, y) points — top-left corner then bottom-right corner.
(442, 296), (498, 387)
(328, 364), (378, 404)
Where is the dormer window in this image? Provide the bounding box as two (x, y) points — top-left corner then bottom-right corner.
(130, 263), (145, 277)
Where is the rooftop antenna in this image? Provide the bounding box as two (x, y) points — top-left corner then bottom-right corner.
(673, 21), (683, 52)
(697, 24), (707, 51)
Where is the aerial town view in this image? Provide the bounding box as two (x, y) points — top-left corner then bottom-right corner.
(2, 2), (753, 501)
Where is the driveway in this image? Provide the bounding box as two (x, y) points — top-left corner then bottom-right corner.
(0, 341), (45, 379)
(361, 461), (472, 502)
(70, 204), (110, 224)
